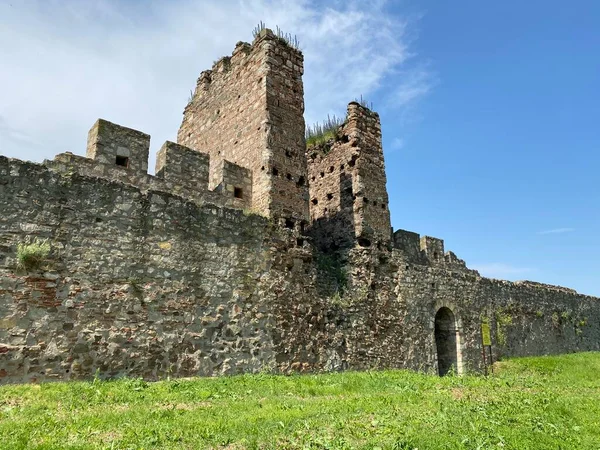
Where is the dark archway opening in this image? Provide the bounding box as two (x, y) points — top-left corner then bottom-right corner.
(435, 307), (458, 376)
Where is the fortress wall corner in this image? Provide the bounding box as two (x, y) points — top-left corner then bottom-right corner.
(393, 229), (423, 261)
(215, 160), (253, 209)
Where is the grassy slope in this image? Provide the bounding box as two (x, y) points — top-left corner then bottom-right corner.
(1, 353), (599, 449)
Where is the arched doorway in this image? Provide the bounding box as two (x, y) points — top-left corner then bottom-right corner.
(435, 307), (458, 376)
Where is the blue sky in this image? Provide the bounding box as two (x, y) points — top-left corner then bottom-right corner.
(378, 0), (600, 295)
(0, 1), (598, 295)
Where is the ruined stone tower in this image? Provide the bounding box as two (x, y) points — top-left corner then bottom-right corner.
(178, 29), (308, 224)
(307, 103), (391, 250)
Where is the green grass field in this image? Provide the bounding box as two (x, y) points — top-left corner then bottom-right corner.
(1, 353), (599, 449)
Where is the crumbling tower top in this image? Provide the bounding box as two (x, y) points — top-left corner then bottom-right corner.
(307, 102), (391, 250)
(178, 28), (308, 224)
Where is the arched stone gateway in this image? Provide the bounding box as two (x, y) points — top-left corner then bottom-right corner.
(434, 307), (459, 376)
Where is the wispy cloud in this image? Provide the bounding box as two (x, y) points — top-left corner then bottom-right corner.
(392, 66), (434, 107)
(537, 228), (575, 235)
(389, 137), (405, 152)
(471, 263), (535, 280)
(0, 0), (430, 170)
(0, 116), (42, 148)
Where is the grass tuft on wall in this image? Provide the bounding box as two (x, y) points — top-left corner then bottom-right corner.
(306, 114), (345, 147)
(16, 238), (51, 271)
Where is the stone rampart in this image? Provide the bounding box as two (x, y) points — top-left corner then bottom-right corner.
(46, 119), (252, 210)
(1, 155), (599, 383)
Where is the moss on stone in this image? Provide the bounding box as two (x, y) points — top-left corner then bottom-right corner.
(495, 309), (513, 347)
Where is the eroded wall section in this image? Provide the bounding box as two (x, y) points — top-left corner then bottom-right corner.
(307, 103), (391, 250)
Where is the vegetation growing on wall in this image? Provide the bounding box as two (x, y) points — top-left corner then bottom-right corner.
(305, 114), (345, 148)
(305, 97), (373, 148)
(551, 312), (561, 329)
(16, 238), (51, 271)
(574, 317), (587, 336)
(316, 252), (348, 296)
(252, 21), (300, 49)
(353, 94), (374, 111)
(495, 308), (513, 346)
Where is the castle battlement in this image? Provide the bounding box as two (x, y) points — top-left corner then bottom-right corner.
(46, 118), (252, 211)
(392, 229), (471, 271)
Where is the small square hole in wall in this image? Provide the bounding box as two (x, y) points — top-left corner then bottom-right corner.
(115, 156), (129, 167)
(234, 187), (243, 199)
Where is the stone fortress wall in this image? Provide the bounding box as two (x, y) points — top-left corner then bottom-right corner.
(1, 29), (599, 384)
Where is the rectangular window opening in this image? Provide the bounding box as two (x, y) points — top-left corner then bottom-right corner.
(115, 156), (129, 167)
(234, 187), (243, 199)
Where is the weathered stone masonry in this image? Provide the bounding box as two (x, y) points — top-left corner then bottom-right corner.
(1, 29), (599, 383)
(307, 102), (390, 251)
(178, 29), (308, 225)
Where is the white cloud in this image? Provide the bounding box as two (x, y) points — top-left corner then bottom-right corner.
(389, 137), (405, 151)
(0, 0), (429, 172)
(392, 66), (434, 107)
(537, 228), (575, 235)
(471, 263), (535, 280)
